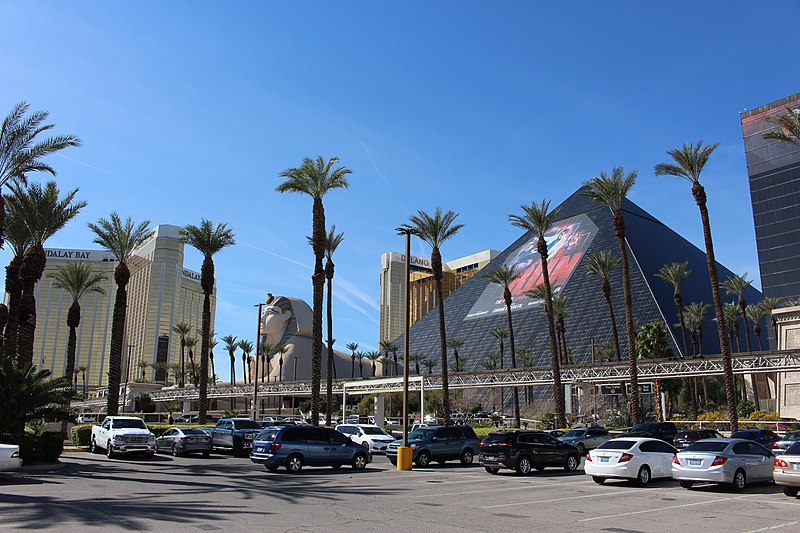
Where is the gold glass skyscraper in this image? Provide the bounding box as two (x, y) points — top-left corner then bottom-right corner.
(32, 224), (214, 388)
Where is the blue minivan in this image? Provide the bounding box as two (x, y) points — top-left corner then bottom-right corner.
(250, 426), (372, 473)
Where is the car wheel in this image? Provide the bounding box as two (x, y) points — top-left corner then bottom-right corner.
(416, 451), (431, 467)
(232, 440), (244, 457)
(679, 481), (694, 489)
(352, 452), (368, 470)
(485, 466), (500, 474)
(576, 443), (585, 456)
(564, 454), (579, 472)
(731, 469), (746, 492)
(90, 438), (99, 454)
(106, 441), (116, 459)
(592, 476), (606, 485)
(265, 465), (279, 473)
(460, 449), (474, 465)
(516, 456), (532, 476)
(782, 486), (799, 497)
(172, 443), (181, 457)
(636, 465), (651, 487)
(286, 454), (304, 473)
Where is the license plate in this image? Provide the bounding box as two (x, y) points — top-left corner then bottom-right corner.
(483, 455), (497, 461)
(599, 457), (610, 463)
(688, 459), (701, 466)
(793, 463), (800, 471)
(256, 447), (265, 452)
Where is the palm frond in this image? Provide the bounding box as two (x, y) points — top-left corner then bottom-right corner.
(654, 140), (719, 184)
(88, 212), (151, 262)
(579, 167), (637, 212)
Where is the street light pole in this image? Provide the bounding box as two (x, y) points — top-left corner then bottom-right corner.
(122, 344), (134, 413)
(396, 226), (413, 470)
(252, 303), (264, 420)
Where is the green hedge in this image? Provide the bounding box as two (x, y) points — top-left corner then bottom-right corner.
(72, 423), (216, 446)
(0, 431), (64, 464)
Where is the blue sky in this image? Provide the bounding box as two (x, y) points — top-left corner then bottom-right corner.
(1, 2), (798, 381)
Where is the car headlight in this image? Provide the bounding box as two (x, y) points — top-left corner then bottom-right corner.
(113, 436), (126, 444)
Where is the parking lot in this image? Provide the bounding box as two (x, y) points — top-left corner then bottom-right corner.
(1, 452), (798, 532)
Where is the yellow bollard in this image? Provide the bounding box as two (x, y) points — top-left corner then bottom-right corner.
(396, 446), (413, 471)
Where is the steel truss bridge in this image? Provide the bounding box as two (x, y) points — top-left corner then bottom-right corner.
(121, 350), (800, 404)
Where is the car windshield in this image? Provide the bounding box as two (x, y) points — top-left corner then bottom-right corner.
(563, 429), (586, 438)
(786, 442), (800, 455)
(113, 419), (147, 429)
(684, 441), (728, 453)
(362, 427), (389, 436)
(731, 431), (756, 440)
(233, 420), (262, 430)
(596, 440), (635, 450)
(181, 428), (207, 435)
(409, 429), (435, 440)
(629, 423), (657, 432)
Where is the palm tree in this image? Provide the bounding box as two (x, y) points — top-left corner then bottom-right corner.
(209, 335), (218, 386)
(185, 336), (199, 385)
(182, 219), (235, 424)
(423, 358), (436, 374)
(277, 155), (350, 425)
(323, 226), (344, 423)
(1, 208), (31, 361)
(401, 207), (463, 424)
(222, 334), (238, 386)
(635, 321), (672, 422)
(446, 338), (465, 377)
(379, 340), (394, 376)
(552, 292), (570, 365)
(238, 340), (253, 383)
(172, 322), (192, 388)
(655, 141), (738, 431)
(409, 352), (424, 374)
(154, 362), (169, 386)
(450, 357), (465, 373)
(581, 168), (640, 424)
(763, 108), (800, 146)
(46, 262), (106, 389)
(0, 101), (81, 251)
(656, 262), (692, 358)
(686, 302), (711, 418)
(168, 363), (184, 386)
(78, 365), (88, 395)
(89, 213), (151, 416)
(746, 304), (766, 351)
(346, 342), (359, 378)
(0, 357), (75, 434)
(723, 301), (742, 353)
(276, 345), (289, 381)
(7, 182), (85, 365)
(489, 327), (508, 410)
(259, 341), (273, 383)
(722, 274), (754, 353)
(483, 264), (521, 427)
(356, 351), (365, 378)
(757, 297), (781, 349)
(584, 251), (623, 361)
(137, 360), (151, 382)
(366, 350), (382, 377)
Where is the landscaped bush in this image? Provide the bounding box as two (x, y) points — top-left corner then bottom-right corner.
(71, 424), (93, 446)
(698, 411), (725, 422)
(746, 411), (781, 421)
(0, 431), (64, 464)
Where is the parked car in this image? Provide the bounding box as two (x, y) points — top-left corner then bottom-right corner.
(774, 430), (800, 454)
(176, 414), (200, 423)
(75, 414), (97, 424)
(261, 416), (284, 424)
(731, 429), (781, 451)
(90, 416), (156, 458)
(211, 418), (263, 456)
(672, 438), (774, 491)
(558, 427), (611, 455)
(543, 429), (566, 439)
(260, 419), (297, 429)
(336, 424), (395, 453)
(773, 441), (800, 497)
(250, 426), (371, 473)
(155, 427), (213, 457)
(0, 444), (21, 472)
(616, 422), (677, 443)
(386, 425), (479, 467)
(673, 429), (724, 450)
(480, 430), (581, 475)
(585, 437), (677, 486)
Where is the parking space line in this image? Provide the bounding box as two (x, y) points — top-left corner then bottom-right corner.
(578, 495), (747, 522)
(740, 497), (800, 508)
(417, 478), (594, 498)
(481, 488), (642, 509)
(744, 520), (800, 532)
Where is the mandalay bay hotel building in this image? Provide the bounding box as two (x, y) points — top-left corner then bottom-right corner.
(31, 224), (214, 390)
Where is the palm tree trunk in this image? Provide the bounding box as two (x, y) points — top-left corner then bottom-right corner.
(691, 378), (699, 420)
(310, 197), (326, 426)
(613, 213), (640, 424)
(740, 300), (752, 353)
(432, 246), (451, 424)
(325, 260), (335, 426)
(538, 236), (565, 427)
(654, 379), (663, 422)
(180, 341), (186, 388)
(242, 355), (248, 384)
(693, 182), (738, 432)
(106, 262), (130, 416)
(4, 255), (23, 362)
(601, 281), (623, 366)
(17, 244), (46, 366)
(351, 355), (355, 378)
(64, 301), (80, 389)
(504, 292), (521, 429)
(675, 292), (690, 358)
(0, 303), (7, 357)
(754, 323), (764, 351)
(210, 351), (216, 386)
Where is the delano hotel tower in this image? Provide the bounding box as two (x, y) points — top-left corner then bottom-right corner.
(33, 224), (214, 388)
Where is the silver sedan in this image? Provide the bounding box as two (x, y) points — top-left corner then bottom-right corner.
(773, 441), (800, 497)
(672, 438), (774, 491)
(155, 427), (213, 457)
(774, 430), (800, 454)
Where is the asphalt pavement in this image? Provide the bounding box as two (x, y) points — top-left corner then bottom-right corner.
(0, 452), (798, 532)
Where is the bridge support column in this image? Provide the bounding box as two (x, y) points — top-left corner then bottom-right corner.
(374, 394), (385, 427)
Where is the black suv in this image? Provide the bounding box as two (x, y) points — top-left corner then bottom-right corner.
(616, 422), (677, 443)
(479, 430), (581, 475)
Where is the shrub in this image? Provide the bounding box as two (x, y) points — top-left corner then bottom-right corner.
(746, 411), (780, 422)
(698, 411), (725, 422)
(737, 400), (756, 418)
(0, 431), (64, 464)
(71, 424), (93, 446)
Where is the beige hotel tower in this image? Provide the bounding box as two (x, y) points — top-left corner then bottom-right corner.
(33, 224), (214, 388)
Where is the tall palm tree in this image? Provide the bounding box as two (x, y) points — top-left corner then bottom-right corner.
(7, 182), (85, 365)
(182, 219), (235, 424)
(366, 350), (382, 377)
(581, 168), (640, 423)
(379, 340), (395, 376)
(552, 292), (570, 365)
(172, 322), (192, 388)
(259, 341), (273, 383)
(490, 327), (508, 409)
(356, 351), (365, 378)
(222, 334), (238, 386)
(89, 213), (150, 416)
(483, 264), (521, 427)
(656, 262), (692, 358)
(323, 226), (344, 424)
(276, 345), (289, 381)
(423, 358), (436, 374)
(763, 108), (800, 146)
(584, 251), (622, 361)
(346, 342), (359, 378)
(655, 141), (738, 431)
(446, 338), (465, 377)
(722, 274), (753, 353)
(1, 208), (31, 361)
(277, 155), (350, 425)
(685, 302), (710, 419)
(238, 339), (253, 383)
(77, 364), (88, 396)
(757, 297), (781, 350)
(746, 304), (766, 351)
(401, 207), (463, 424)
(46, 262), (106, 389)
(409, 352), (424, 375)
(185, 336), (199, 385)
(0, 101), (81, 250)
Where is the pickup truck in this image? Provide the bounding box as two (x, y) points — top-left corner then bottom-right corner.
(90, 416), (156, 458)
(211, 418), (263, 456)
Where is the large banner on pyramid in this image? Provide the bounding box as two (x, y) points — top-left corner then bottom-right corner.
(465, 213), (598, 320)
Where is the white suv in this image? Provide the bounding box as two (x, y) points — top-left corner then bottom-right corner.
(336, 424), (395, 453)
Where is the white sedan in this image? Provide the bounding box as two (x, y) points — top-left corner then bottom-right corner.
(585, 437), (678, 486)
(0, 444), (22, 472)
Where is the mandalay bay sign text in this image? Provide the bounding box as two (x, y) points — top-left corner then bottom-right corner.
(464, 213), (598, 320)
